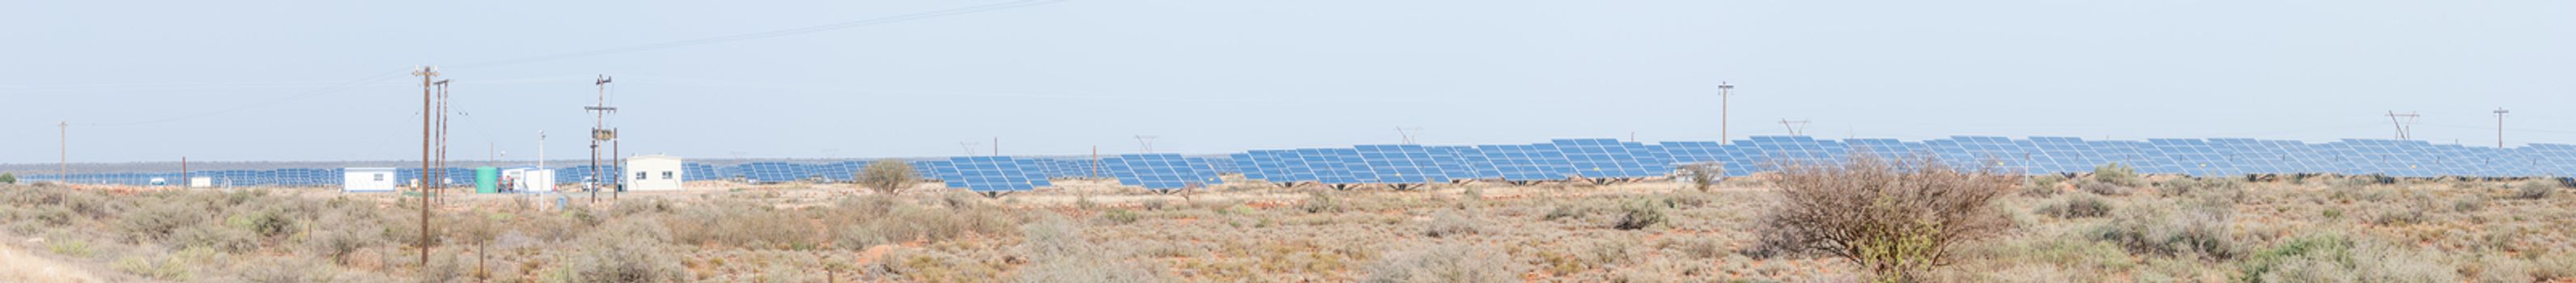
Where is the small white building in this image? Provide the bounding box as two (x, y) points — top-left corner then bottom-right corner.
(622, 155), (684, 192)
(502, 167), (556, 192)
(342, 167), (397, 192)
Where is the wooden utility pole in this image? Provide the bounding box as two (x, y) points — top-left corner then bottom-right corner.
(585, 75), (615, 203)
(411, 65), (438, 268)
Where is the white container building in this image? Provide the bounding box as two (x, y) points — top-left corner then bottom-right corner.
(342, 167), (397, 192)
(622, 155), (684, 192)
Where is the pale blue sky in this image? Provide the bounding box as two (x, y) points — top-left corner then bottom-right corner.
(3, 0), (2570, 163)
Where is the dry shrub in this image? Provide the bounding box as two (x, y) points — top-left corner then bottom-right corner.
(121, 200), (204, 243)
(858, 158), (916, 195)
(1362, 243), (1519, 283)
(2238, 234), (2458, 283)
(829, 195), (1019, 250)
(567, 220), (688, 283)
(2511, 179), (2557, 200)
(668, 201), (821, 249)
(2077, 180), (2132, 196)
(2157, 178), (2241, 199)
(1613, 197), (1667, 230)
(169, 222), (256, 253)
(307, 212), (382, 264)
(2090, 200), (2237, 259)
(1681, 163), (1724, 192)
(240, 257), (336, 283)
(1422, 209), (1477, 238)
(1300, 191), (1344, 213)
(2024, 175), (2069, 197)
(2093, 163), (2140, 187)
(1758, 154), (2014, 281)
(1010, 213), (1167, 283)
(113, 251), (193, 281)
(2036, 192), (2111, 218)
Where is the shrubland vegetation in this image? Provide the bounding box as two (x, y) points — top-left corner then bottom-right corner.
(2, 156), (2573, 282)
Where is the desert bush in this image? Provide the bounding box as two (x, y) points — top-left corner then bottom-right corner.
(2077, 180), (2132, 196)
(2157, 178), (2240, 199)
(1010, 215), (1169, 281)
(1613, 197), (1666, 230)
(1018, 213), (1090, 261)
(2238, 234), (2458, 283)
(1681, 163), (1724, 192)
(2093, 163), (2140, 187)
(306, 219), (380, 264)
(567, 221), (688, 283)
(2037, 192), (2111, 218)
(1362, 243), (1518, 283)
(1423, 209), (1478, 238)
(1, 172), (15, 184)
(424, 248), (467, 283)
(240, 257), (335, 283)
(121, 200), (205, 243)
(2473, 254), (2535, 283)
(1662, 236), (1728, 260)
(2512, 179), (2557, 200)
(1099, 208), (1142, 225)
(113, 252), (193, 281)
(1299, 192), (1343, 213)
(830, 196), (1018, 250)
(858, 158), (916, 195)
(169, 223), (257, 253)
(2090, 200), (2236, 259)
(668, 201), (820, 249)
(1741, 212), (1810, 260)
(609, 198), (672, 217)
(1760, 154), (2015, 281)
(2023, 175), (2068, 197)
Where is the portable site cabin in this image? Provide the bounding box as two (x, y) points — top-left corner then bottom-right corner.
(623, 155), (684, 192)
(342, 167), (397, 192)
(502, 167), (556, 192)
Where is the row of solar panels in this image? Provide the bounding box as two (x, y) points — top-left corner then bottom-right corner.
(27, 137), (2576, 191)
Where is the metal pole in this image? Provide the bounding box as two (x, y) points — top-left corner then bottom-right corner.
(1719, 82), (1733, 145)
(59, 121), (66, 184)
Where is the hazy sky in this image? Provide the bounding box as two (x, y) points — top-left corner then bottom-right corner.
(3, 1), (2570, 163)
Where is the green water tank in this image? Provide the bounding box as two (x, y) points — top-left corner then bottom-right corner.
(475, 167), (499, 193)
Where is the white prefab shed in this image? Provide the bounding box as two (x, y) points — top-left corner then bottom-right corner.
(623, 155), (684, 192)
(342, 167), (397, 192)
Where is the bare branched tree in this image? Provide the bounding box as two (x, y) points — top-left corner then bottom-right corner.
(857, 158), (916, 195)
(1760, 153), (2015, 281)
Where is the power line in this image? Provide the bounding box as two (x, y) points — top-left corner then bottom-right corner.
(86, 71), (407, 127)
(451, 0), (1064, 69)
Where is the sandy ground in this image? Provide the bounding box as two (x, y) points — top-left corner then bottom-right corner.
(0, 240), (104, 283)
